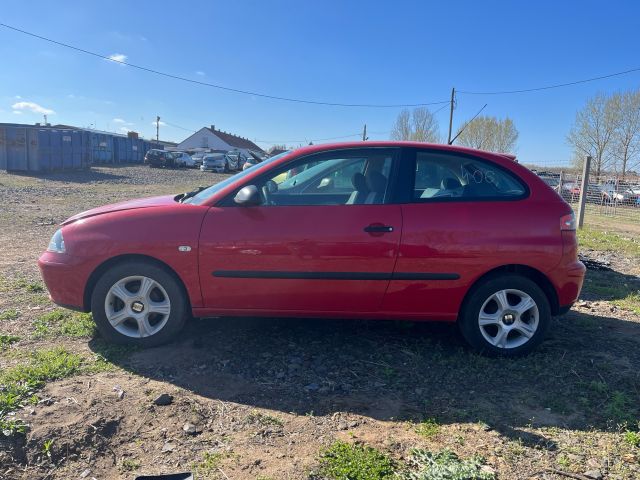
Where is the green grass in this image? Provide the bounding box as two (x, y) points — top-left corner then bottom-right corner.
(415, 418), (440, 439)
(581, 269), (640, 313)
(0, 334), (20, 350)
(0, 309), (19, 321)
(624, 429), (640, 448)
(403, 449), (495, 480)
(13, 278), (45, 293)
(33, 310), (96, 339)
(578, 227), (640, 259)
(0, 347), (85, 436)
(317, 441), (396, 480)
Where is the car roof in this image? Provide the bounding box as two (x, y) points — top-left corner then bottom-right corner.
(288, 141), (517, 161)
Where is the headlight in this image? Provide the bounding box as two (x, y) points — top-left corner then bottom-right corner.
(47, 229), (66, 253)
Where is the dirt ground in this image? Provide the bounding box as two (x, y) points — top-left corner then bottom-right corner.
(1, 165), (639, 480)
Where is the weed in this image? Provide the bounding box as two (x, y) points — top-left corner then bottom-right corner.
(606, 391), (635, 426)
(246, 410), (284, 427)
(415, 418), (440, 439)
(556, 453), (571, 468)
(0, 309), (19, 321)
(403, 449), (495, 480)
(317, 441), (395, 480)
(42, 439), (54, 459)
(14, 278), (45, 293)
(0, 418), (27, 436)
(193, 451), (224, 477)
(0, 334), (19, 350)
(121, 458), (141, 471)
(624, 430), (640, 448)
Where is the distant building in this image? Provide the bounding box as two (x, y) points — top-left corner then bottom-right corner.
(176, 125), (264, 156)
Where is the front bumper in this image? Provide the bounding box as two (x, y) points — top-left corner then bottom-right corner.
(38, 252), (89, 311)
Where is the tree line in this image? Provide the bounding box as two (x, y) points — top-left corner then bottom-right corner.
(390, 107), (519, 154)
(567, 89), (640, 178)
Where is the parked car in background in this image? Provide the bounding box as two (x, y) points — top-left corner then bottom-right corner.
(623, 185), (640, 205)
(172, 152), (196, 168)
(191, 153), (205, 168)
(200, 153), (228, 173)
(600, 183), (625, 204)
(225, 152), (245, 171)
(39, 142), (585, 356)
(243, 151), (271, 170)
(144, 149), (175, 168)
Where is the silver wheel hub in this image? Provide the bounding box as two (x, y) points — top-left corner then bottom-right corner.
(104, 275), (171, 338)
(478, 288), (539, 349)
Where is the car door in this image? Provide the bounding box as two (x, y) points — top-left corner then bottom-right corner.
(381, 148), (532, 320)
(198, 148), (402, 314)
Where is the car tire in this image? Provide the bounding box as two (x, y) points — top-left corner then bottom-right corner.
(90, 261), (188, 347)
(458, 274), (551, 356)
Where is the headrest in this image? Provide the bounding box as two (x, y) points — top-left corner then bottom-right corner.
(441, 177), (462, 190)
(366, 171), (387, 192)
(352, 172), (368, 191)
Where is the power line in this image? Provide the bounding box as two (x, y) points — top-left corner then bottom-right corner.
(0, 22), (450, 109)
(162, 120), (389, 145)
(458, 66), (640, 95)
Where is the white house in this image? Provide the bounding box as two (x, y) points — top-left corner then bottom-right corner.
(176, 125), (264, 157)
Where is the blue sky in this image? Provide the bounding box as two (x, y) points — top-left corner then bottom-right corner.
(1, 1), (639, 166)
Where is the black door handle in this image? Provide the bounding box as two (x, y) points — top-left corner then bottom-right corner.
(364, 225), (394, 233)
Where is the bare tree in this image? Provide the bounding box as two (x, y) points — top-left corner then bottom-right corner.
(611, 90), (640, 178)
(567, 92), (620, 178)
(391, 107), (440, 142)
(455, 116), (518, 153)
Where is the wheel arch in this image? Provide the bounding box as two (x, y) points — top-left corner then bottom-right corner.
(83, 254), (191, 312)
(460, 264), (560, 318)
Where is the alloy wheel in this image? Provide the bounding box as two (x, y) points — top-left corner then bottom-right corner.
(478, 289), (539, 349)
(104, 275), (171, 338)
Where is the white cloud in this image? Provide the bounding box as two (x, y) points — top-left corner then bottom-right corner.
(12, 110), (22, 115)
(113, 118), (126, 124)
(107, 53), (127, 64)
(196, 71), (205, 76)
(15, 95), (22, 99)
(12, 101), (55, 115)
(151, 121), (167, 127)
(119, 127), (131, 133)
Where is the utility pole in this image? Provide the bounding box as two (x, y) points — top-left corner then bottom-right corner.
(156, 116), (160, 142)
(43, 114), (48, 125)
(447, 87), (455, 145)
(362, 124), (368, 141)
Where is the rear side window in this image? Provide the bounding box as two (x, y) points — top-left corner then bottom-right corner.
(413, 152), (526, 201)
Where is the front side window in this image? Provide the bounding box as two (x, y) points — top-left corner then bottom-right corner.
(413, 152), (526, 201)
(255, 150), (395, 206)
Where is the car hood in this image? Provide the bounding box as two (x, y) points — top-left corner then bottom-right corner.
(62, 195), (177, 225)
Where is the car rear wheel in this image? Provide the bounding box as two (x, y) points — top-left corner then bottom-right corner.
(91, 261), (188, 347)
(458, 275), (550, 356)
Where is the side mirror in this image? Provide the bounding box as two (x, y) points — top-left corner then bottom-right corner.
(234, 185), (262, 206)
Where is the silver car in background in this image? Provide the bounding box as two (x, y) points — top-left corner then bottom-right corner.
(200, 153), (228, 173)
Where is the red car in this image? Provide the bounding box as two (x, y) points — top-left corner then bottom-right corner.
(39, 142), (585, 356)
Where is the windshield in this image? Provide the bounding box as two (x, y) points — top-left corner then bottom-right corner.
(183, 150), (291, 205)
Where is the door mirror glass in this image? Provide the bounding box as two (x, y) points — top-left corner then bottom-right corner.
(234, 185), (262, 206)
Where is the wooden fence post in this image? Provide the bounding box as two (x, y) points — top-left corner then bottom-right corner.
(577, 156), (591, 229)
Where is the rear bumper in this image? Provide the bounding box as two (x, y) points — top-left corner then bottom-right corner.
(38, 252), (89, 311)
(549, 260), (586, 311)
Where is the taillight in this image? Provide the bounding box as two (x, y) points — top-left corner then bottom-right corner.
(560, 212), (576, 231)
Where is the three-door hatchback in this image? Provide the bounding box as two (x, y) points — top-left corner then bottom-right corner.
(39, 142), (585, 355)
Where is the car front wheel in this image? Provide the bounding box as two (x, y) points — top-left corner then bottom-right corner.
(458, 275), (551, 356)
(91, 261), (188, 347)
